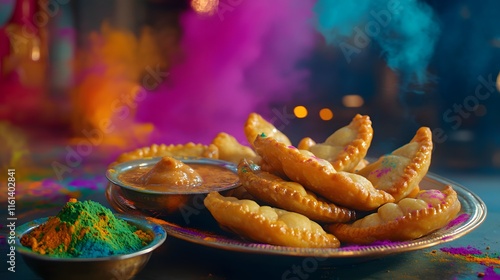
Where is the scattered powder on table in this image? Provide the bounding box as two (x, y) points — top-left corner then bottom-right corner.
(440, 245), (500, 266)
(440, 245), (483, 256)
(20, 198), (153, 258)
(434, 245), (500, 279)
(480, 266), (500, 279)
(462, 255), (500, 268)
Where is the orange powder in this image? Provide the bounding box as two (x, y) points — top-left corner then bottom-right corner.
(70, 23), (166, 148)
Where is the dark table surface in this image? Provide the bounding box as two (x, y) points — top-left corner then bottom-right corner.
(1, 158), (499, 280)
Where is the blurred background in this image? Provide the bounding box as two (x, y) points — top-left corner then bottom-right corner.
(0, 0), (499, 178)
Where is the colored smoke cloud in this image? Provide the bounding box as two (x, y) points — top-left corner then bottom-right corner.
(137, 0), (316, 145)
(313, 0), (440, 84)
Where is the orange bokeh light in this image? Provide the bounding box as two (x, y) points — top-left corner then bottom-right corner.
(294, 105), (308, 118)
(319, 108), (333, 121)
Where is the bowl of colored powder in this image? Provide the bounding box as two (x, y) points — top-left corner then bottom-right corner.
(105, 156), (240, 222)
(16, 199), (167, 280)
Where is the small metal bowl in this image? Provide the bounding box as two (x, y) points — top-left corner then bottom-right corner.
(16, 214), (167, 280)
(105, 157), (240, 223)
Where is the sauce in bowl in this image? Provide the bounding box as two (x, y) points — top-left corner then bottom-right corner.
(116, 157), (239, 193)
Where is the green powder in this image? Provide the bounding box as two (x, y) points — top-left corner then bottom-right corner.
(21, 199), (152, 258)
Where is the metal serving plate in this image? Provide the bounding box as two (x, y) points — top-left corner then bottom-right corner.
(107, 172), (486, 260)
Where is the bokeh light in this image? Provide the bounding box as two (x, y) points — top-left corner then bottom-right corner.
(294, 105), (308, 118)
(191, 0), (219, 15)
(342, 95), (364, 108)
(319, 108), (333, 121)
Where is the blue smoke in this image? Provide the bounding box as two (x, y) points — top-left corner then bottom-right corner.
(313, 0), (440, 84)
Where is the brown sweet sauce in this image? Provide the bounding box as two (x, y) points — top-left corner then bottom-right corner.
(118, 161), (239, 193)
(136, 156), (203, 188)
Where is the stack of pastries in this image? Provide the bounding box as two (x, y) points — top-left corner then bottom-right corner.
(115, 113), (462, 248)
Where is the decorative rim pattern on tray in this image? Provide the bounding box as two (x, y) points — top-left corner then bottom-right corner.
(106, 172), (486, 258)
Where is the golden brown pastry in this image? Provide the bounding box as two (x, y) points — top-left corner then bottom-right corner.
(326, 186), (461, 244)
(244, 112), (292, 148)
(229, 185), (256, 200)
(406, 185), (421, 198)
(211, 132), (261, 164)
(297, 137), (316, 150)
(307, 114), (373, 172)
(110, 143), (219, 167)
(238, 160), (356, 223)
(204, 192), (340, 248)
(356, 127), (433, 201)
(353, 158), (369, 172)
(254, 135), (394, 211)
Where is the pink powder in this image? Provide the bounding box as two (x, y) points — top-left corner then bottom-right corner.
(371, 240), (405, 246)
(370, 168), (391, 178)
(136, 0), (316, 145)
(341, 240), (404, 251)
(440, 235), (454, 241)
(417, 189), (445, 205)
(440, 245), (483, 256)
(339, 245), (366, 251)
(446, 213), (470, 229)
(483, 266), (500, 280)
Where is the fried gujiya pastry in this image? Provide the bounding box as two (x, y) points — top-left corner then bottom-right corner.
(357, 127), (433, 202)
(297, 137), (316, 150)
(326, 186), (461, 244)
(211, 132), (261, 164)
(297, 137), (367, 176)
(237, 160), (356, 223)
(204, 192), (340, 248)
(110, 143), (219, 167)
(244, 112), (292, 148)
(307, 114), (373, 172)
(254, 135), (394, 211)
